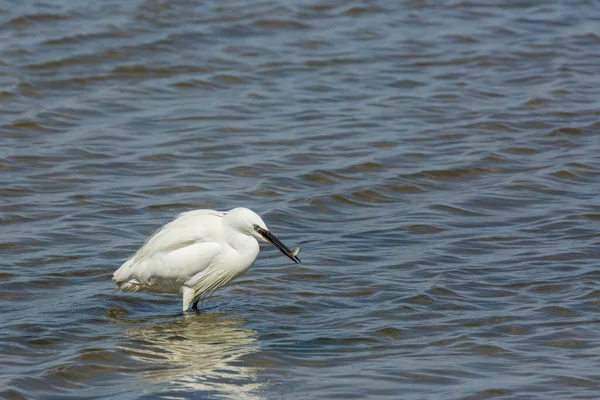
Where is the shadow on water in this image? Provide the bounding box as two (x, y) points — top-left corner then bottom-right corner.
(107, 309), (264, 399)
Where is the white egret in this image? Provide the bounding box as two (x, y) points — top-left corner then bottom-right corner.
(113, 207), (301, 311)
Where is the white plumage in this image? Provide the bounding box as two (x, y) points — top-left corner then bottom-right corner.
(113, 207), (301, 311)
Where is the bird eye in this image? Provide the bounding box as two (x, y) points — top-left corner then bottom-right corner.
(253, 224), (260, 230)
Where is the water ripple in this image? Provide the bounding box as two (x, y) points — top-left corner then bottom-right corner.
(2, 0), (600, 398)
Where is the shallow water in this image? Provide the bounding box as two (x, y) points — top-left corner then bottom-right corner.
(2, 0), (600, 398)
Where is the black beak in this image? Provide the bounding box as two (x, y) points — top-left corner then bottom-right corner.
(257, 228), (301, 264)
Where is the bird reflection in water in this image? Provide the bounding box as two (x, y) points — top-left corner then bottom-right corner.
(111, 311), (264, 399)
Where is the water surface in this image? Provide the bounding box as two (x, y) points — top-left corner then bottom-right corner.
(2, 0), (600, 398)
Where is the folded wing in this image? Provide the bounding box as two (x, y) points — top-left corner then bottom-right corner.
(113, 210), (225, 292)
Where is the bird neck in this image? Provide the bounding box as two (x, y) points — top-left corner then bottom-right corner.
(223, 225), (258, 253)
(224, 228), (260, 272)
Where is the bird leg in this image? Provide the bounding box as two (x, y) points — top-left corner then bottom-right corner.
(192, 300), (199, 309)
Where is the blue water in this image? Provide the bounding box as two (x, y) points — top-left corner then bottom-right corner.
(2, 0), (600, 398)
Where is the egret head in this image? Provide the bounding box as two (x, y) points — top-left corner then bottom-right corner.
(225, 208), (301, 264)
